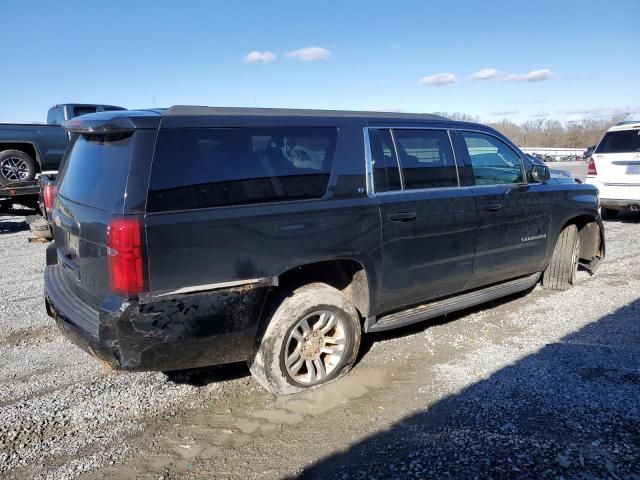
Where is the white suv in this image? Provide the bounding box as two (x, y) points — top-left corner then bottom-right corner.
(586, 121), (640, 219)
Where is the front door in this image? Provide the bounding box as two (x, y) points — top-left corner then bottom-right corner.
(456, 130), (550, 289)
(369, 128), (478, 314)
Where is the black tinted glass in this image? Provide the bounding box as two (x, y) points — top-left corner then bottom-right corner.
(370, 129), (401, 192)
(58, 133), (133, 210)
(148, 127), (337, 212)
(72, 107), (98, 118)
(393, 129), (457, 189)
(462, 132), (524, 185)
(595, 130), (640, 154)
(47, 107), (64, 125)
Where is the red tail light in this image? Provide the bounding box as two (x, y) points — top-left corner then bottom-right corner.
(43, 184), (57, 214)
(587, 158), (597, 176)
(107, 216), (146, 296)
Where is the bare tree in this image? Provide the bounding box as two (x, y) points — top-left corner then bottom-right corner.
(439, 112), (632, 148)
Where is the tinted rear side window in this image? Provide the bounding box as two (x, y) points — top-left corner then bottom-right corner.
(393, 129), (458, 189)
(595, 130), (640, 154)
(58, 133), (133, 210)
(147, 127), (337, 212)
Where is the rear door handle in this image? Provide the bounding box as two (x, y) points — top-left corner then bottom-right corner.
(483, 203), (503, 212)
(388, 212), (417, 222)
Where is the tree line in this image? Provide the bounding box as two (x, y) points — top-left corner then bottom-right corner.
(438, 112), (632, 149)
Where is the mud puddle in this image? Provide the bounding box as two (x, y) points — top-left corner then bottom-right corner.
(93, 364), (400, 478)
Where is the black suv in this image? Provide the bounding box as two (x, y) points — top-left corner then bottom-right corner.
(44, 107), (605, 394)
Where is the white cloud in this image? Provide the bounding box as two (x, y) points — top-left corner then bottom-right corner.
(490, 110), (519, 116)
(470, 68), (553, 82)
(470, 68), (501, 80)
(286, 46), (330, 61)
(560, 106), (640, 119)
(243, 51), (276, 63)
(418, 73), (457, 86)
(503, 69), (553, 82)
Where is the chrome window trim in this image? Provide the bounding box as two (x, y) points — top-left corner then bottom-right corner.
(364, 126), (462, 196)
(362, 127), (376, 197)
(388, 129), (405, 190)
(374, 185), (474, 197)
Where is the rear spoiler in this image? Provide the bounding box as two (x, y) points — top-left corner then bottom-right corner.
(63, 110), (162, 134)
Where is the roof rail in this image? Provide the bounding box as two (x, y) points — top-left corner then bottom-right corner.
(166, 105), (446, 120)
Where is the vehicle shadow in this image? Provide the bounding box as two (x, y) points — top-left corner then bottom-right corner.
(604, 211), (640, 223)
(164, 361), (250, 386)
(0, 218), (29, 234)
(295, 299), (640, 480)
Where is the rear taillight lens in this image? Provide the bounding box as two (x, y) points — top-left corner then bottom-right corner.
(107, 216), (146, 296)
(43, 184), (57, 214)
(587, 158), (597, 176)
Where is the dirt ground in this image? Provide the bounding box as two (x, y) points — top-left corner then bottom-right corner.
(1, 211), (639, 480)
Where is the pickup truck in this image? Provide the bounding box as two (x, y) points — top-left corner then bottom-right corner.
(0, 103), (124, 211)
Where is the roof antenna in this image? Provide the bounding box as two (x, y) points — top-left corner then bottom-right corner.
(152, 95), (157, 108)
(254, 95), (258, 108)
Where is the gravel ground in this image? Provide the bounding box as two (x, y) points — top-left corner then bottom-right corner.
(1, 212), (639, 479)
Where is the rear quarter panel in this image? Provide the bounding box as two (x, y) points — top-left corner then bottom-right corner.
(143, 123), (383, 306)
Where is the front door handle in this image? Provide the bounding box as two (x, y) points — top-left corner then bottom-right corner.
(483, 203), (503, 212)
(388, 212), (417, 222)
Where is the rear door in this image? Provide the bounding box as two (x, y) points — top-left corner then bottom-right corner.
(593, 128), (640, 185)
(52, 130), (154, 310)
(456, 130), (550, 289)
(371, 127), (478, 314)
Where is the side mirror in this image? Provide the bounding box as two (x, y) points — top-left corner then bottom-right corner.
(530, 164), (550, 183)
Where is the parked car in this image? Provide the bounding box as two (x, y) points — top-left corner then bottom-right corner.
(25, 173), (58, 240)
(0, 104), (125, 211)
(525, 154), (578, 183)
(585, 121), (640, 219)
(0, 104), (125, 184)
(44, 107), (605, 395)
(583, 145), (596, 161)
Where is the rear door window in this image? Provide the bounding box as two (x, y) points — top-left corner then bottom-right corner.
(595, 130), (640, 153)
(147, 127), (337, 212)
(461, 131), (524, 185)
(393, 129), (458, 189)
(57, 133), (134, 210)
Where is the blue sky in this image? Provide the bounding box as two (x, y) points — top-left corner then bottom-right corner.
(1, 0), (638, 124)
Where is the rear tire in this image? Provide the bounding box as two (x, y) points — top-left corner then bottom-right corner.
(0, 150), (37, 185)
(542, 224), (580, 291)
(249, 283), (361, 395)
(600, 207), (618, 220)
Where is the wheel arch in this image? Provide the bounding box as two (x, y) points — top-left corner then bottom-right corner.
(273, 259), (372, 319)
(556, 214), (605, 273)
(0, 142), (42, 172)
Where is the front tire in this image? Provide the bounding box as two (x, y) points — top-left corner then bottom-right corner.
(249, 283), (361, 395)
(542, 224), (580, 291)
(0, 150), (37, 184)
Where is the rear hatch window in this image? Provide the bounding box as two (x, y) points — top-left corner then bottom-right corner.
(58, 133), (133, 210)
(595, 130), (640, 154)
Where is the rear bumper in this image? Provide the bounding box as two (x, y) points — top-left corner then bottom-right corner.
(599, 199), (640, 210)
(45, 263), (269, 371)
(586, 178), (640, 209)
